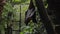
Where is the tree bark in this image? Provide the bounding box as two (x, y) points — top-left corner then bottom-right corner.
(47, 0), (60, 34)
(35, 0), (55, 34)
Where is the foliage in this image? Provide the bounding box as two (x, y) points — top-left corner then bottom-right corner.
(0, 0), (47, 34)
(12, 0), (30, 4)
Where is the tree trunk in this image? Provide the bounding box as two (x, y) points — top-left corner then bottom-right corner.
(0, 31), (1, 34)
(5, 25), (12, 34)
(47, 0), (60, 34)
(35, 0), (55, 34)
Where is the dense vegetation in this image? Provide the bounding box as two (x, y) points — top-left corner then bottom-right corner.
(0, 0), (60, 34)
(0, 0), (47, 34)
